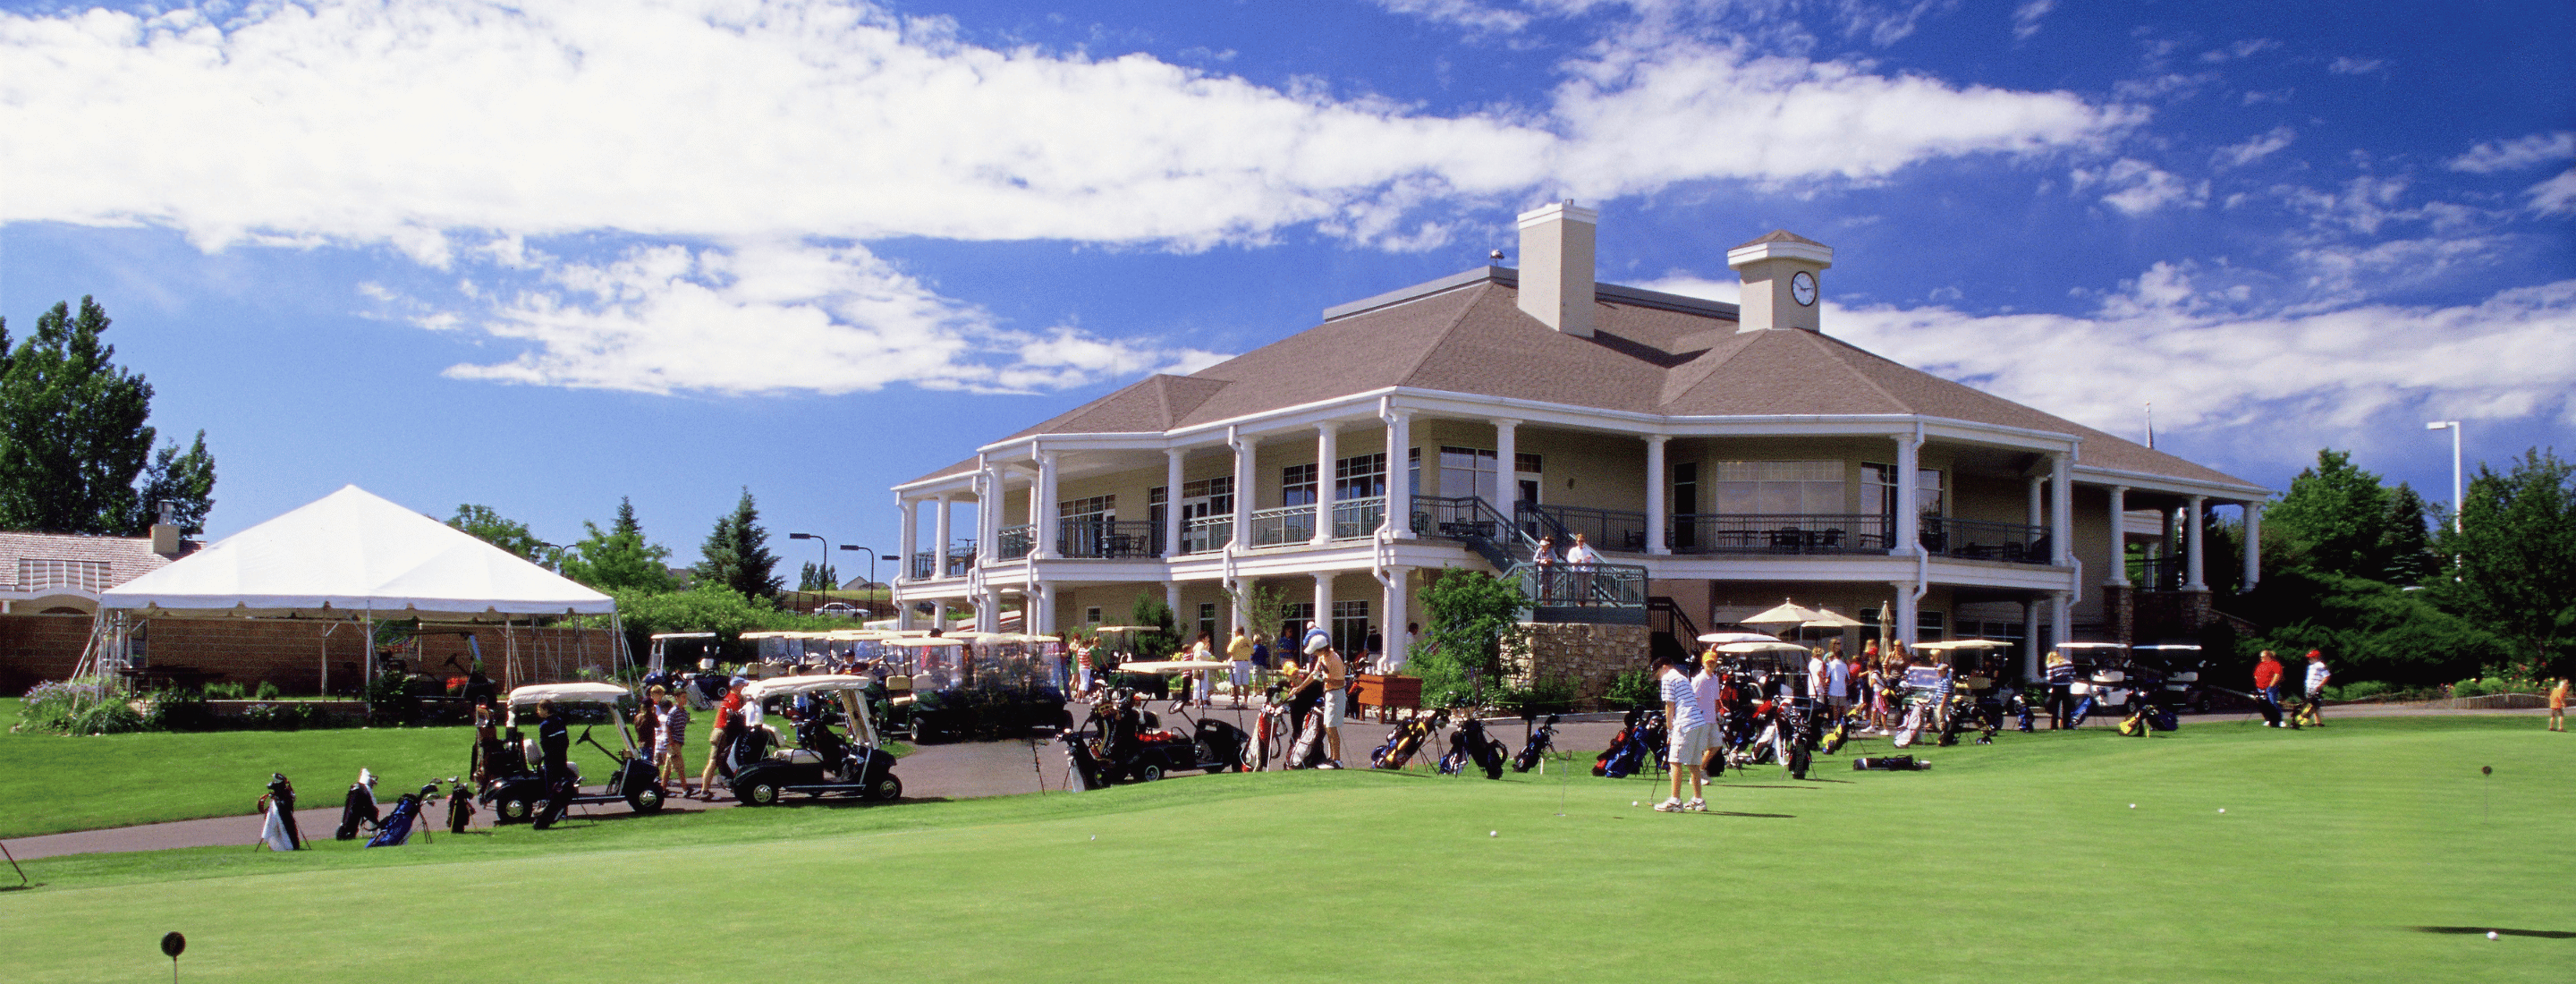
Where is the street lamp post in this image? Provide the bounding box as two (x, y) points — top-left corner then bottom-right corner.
(787, 532), (833, 613)
(840, 545), (896, 617)
(2425, 421), (2462, 533)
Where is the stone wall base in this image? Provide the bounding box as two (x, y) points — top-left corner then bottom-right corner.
(1502, 622), (1652, 703)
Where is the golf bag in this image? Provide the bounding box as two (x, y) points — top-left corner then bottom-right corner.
(1593, 708), (1663, 779)
(1510, 715), (1559, 773)
(2256, 693), (2284, 726)
(334, 770), (380, 840)
(365, 785), (432, 847)
(1059, 728), (1109, 791)
(2068, 695), (2097, 728)
(1436, 717), (1505, 779)
(1852, 756), (1931, 771)
(2011, 693), (2037, 733)
(445, 781), (475, 835)
(1285, 704), (1331, 769)
(1891, 703), (1926, 750)
(1818, 719), (1851, 755)
(1371, 710), (1445, 769)
(258, 773), (302, 852)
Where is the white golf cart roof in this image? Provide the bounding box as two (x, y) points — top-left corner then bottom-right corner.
(505, 682), (631, 705)
(1697, 632), (1782, 644)
(741, 674), (877, 699)
(1915, 640), (2013, 651)
(1115, 659), (1224, 674)
(2132, 644), (2203, 650)
(883, 636), (967, 648)
(1716, 641), (1809, 655)
(650, 632), (718, 640)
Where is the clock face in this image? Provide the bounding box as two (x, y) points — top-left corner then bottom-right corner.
(1791, 270), (1818, 307)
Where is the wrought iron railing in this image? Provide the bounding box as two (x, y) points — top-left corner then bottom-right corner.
(2131, 554), (2186, 590)
(1668, 513), (1893, 555)
(1521, 503), (1648, 553)
(1180, 516), (1231, 555)
(1513, 561), (1648, 608)
(997, 524), (1034, 560)
(1922, 516), (2050, 564)
(1247, 505), (1315, 547)
(908, 548), (976, 579)
(1333, 496), (1385, 539)
(1056, 519), (1161, 558)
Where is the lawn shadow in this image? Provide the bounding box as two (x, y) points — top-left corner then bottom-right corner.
(2407, 926), (2576, 939)
(1709, 811), (1795, 819)
(0, 883), (38, 892)
(1718, 785), (1815, 790)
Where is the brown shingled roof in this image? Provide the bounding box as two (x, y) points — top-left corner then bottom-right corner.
(0, 531), (194, 593)
(903, 272), (2253, 489)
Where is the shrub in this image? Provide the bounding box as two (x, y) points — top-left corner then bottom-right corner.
(253, 681), (281, 700)
(16, 678), (122, 734)
(1606, 669), (1658, 710)
(204, 682), (246, 700)
(140, 689), (216, 732)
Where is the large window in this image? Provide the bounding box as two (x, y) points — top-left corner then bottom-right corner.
(1281, 602), (1316, 649)
(1335, 453), (1385, 500)
(1332, 599), (1371, 656)
(1711, 460), (1846, 514)
(1181, 476), (1233, 519)
(1057, 495), (1113, 521)
(1864, 462), (1944, 518)
(1281, 463), (1318, 507)
(1440, 445), (1500, 503)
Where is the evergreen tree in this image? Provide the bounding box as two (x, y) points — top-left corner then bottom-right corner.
(2379, 483), (2438, 585)
(560, 496), (675, 592)
(797, 562), (840, 592)
(0, 298), (168, 534)
(1125, 590), (1179, 661)
(2435, 449), (2576, 673)
(693, 488), (783, 599)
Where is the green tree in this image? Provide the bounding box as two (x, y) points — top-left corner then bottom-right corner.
(1407, 569), (1530, 708)
(1124, 590), (1180, 662)
(797, 562), (841, 592)
(559, 496), (674, 592)
(2435, 449), (2576, 673)
(447, 504), (544, 562)
(2264, 449), (2412, 581)
(2240, 568), (2506, 686)
(0, 298), (164, 534)
(132, 429), (216, 535)
(693, 488), (783, 599)
(1225, 581), (1294, 643)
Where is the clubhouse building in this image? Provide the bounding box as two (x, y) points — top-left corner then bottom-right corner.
(888, 203), (2268, 684)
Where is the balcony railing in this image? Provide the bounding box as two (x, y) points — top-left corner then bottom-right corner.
(908, 548), (976, 579)
(1180, 516), (1232, 555)
(1057, 518), (1161, 558)
(1668, 513), (1893, 555)
(1521, 503), (1648, 553)
(2131, 554), (2185, 589)
(1247, 505), (1316, 547)
(1333, 496), (1385, 539)
(1516, 562), (1648, 608)
(997, 524), (1035, 560)
(1922, 517), (2050, 564)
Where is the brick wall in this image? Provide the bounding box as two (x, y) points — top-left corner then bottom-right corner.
(0, 614), (623, 697)
(1502, 622), (1652, 702)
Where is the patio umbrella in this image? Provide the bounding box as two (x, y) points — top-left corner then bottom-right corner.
(1802, 607), (1865, 630)
(1716, 641), (1810, 655)
(1913, 640), (2011, 652)
(1741, 600), (1824, 627)
(1697, 632), (1783, 644)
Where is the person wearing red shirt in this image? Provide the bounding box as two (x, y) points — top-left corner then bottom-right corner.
(2252, 650), (2288, 728)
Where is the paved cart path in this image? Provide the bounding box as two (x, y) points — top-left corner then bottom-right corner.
(3, 703), (2536, 861)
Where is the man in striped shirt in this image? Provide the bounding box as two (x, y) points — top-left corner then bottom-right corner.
(1657, 653), (1713, 812)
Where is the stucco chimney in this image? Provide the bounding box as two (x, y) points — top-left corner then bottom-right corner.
(149, 501), (182, 556)
(1726, 230), (1834, 333)
(1516, 200), (1597, 337)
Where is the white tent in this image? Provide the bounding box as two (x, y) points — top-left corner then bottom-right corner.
(101, 485), (613, 618)
(81, 485), (623, 692)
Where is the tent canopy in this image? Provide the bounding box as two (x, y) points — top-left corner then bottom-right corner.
(98, 485), (615, 620)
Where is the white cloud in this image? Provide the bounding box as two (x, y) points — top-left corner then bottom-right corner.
(2213, 126), (2296, 169)
(1828, 269), (2576, 448)
(2011, 0), (2053, 41)
(1370, 0), (1533, 34)
(2326, 55), (2386, 75)
(2528, 169), (2576, 216)
(415, 240), (1229, 395)
(1632, 274), (1741, 304)
(2445, 131), (2576, 174)
(2199, 38), (2278, 64)
(2072, 159), (2205, 215)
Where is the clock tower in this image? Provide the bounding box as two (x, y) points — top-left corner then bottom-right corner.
(1725, 230), (1833, 333)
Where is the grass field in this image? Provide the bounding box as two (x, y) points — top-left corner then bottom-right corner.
(3, 717), (2566, 983)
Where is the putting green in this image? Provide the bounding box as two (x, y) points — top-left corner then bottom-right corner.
(4, 717), (2566, 983)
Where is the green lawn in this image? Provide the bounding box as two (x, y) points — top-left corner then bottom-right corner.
(3, 717), (2566, 983)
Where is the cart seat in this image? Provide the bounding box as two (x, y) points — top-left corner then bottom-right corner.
(776, 748), (823, 765)
(886, 675), (912, 691)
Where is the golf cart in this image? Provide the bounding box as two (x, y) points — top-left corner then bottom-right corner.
(1061, 662), (1247, 786)
(726, 674), (903, 806)
(1914, 640), (2014, 742)
(2130, 644), (2208, 712)
(480, 682), (666, 824)
(2055, 642), (2135, 724)
(1712, 640), (1818, 776)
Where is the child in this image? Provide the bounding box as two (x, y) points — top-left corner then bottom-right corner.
(2549, 676), (2567, 733)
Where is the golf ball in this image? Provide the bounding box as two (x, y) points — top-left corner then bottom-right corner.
(2217, 809), (2226, 813)
(2129, 804), (2136, 809)
(1488, 831), (1498, 837)
(2487, 931), (2500, 940)
(1631, 801), (1640, 807)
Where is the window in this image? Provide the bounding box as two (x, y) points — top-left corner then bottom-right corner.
(1281, 602), (1316, 649)
(1335, 453), (1385, 500)
(1864, 462), (1944, 518)
(1085, 607), (1102, 625)
(1057, 495), (1113, 520)
(1712, 461), (1845, 514)
(1670, 462), (1700, 548)
(1858, 608), (1948, 643)
(1198, 603), (1218, 643)
(1281, 463), (1318, 506)
(1440, 445), (1500, 503)
(1332, 599), (1371, 656)
(1407, 447), (1420, 500)
(1148, 487), (1167, 553)
(1181, 476), (1234, 519)
(1514, 453), (1544, 475)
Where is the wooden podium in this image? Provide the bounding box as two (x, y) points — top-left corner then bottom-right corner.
(1351, 674), (1421, 719)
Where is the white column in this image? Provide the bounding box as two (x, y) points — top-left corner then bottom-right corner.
(2241, 502), (2263, 590)
(1894, 433), (1922, 554)
(2105, 485), (2131, 586)
(1231, 432), (1254, 548)
(1313, 572), (1335, 645)
(976, 466), (1000, 566)
(1022, 461), (1043, 554)
(896, 495), (919, 583)
(933, 494), (954, 577)
(1493, 419), (1521, 509)
(1379, 567), (1411, 664)
(2021, 600), (2042, 683)
(1163, 448), (1186, 558)
(1227, 578), (1249, 633)
(977, 588), (999, 632)
(1034, 582), (1056, 634)
(1384, 411), (1414, 539)
(1165, 581), (1183, 622)
(1030, 450), (1058, 560)
(2048, 591), (2072, 648)
(2183, 496), (2207, 590)
(2049, 453), (2073, 566)
(2027, 475), (2045, 529)
(1311, 423), (1338, 546)
(1891, 582), (1919, 647)
(1645, 435), (1670, 556)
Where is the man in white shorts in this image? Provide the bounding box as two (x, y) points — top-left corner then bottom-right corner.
(1301, 634), (1349, 768)
(1657, 653), (1714, 811)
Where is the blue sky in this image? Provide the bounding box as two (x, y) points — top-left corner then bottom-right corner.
(3, 0), (2569, 568)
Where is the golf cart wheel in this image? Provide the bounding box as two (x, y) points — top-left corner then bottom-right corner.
(1138, 764), (1164, 783)
(742, 781), (782, 806)
(628, 785), (665, 815)
(868, 775), (902, 802)
(496, 797), (533, 824)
